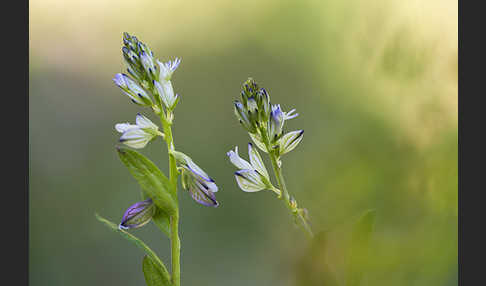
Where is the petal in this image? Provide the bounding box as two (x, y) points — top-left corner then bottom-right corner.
(183, 172), (219, 207)
(115, 123), (137, 133)
(248, 143), (269, 180)
(234, 169), (267, 192)
(249, 133), (268, 153)
(227, 146), (252, 170)
(119, 128), (153, 149)
(184, 161), (214, 183)
(279, 130), (304, 155)
(135, 113), (158, 130)
(113, 73), (127, 88)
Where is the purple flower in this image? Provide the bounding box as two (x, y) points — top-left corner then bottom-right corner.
(172, 151), (219, 207)
(119, 198), (156, 230)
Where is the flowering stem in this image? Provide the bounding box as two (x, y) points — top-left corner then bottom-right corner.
(160, 111), (181, 286)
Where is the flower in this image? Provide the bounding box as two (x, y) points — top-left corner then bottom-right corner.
(140, 51), (157, 80)
(119, 198), (156, 230)
(268, 104), (285, 141)
(157, 58), (181, 81)
(153, 80), (179, 110)
(115, 113), (163, 149)
(171, 151), (219, 207)
(113, 73), (153, 106)
(234, 101), (256, 133)
(227, 143), (272, 193)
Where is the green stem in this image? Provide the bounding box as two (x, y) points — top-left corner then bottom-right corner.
(160, 111), (181, 286)
(268, 152), (314, 239)
(259, 125), (313, 238)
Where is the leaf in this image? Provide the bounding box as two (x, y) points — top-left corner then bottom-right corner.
(117, 146), (177, 215)
(152, 207), (171, 237)
(95, 213), (171, 284)
(345, 209), (376, 286)
(143, 255), (172, 286)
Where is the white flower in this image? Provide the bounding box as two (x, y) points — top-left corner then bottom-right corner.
(115, 113), (163, 149)
(153, 80), (179, 110)
(227, 144), (272, 193)
(157, 58), (181, 81)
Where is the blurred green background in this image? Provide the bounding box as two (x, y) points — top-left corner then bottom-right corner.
(29, 0), (457, 285)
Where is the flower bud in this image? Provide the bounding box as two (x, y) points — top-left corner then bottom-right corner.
(154, 80), (177, 110)
(113, 73), (153, 106)
(259, 88), (271, 122)
(234, 101), (256, 133)
(246, 96), (259, 125)
(268, 104), (284, 141)
(140, 51), (157, 81)
(119, 198), (156, 230)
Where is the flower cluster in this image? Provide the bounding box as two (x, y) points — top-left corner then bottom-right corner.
(112, 32), (218, 214)
(228, 78), (312, 237)
(233, 78), (304, 158)
(114, 32), (180, 115)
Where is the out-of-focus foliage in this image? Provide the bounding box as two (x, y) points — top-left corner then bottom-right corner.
(29, 0), (457, 286)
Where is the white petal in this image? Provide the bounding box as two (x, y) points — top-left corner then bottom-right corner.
(248, 143), (269, 180)
(119, 128), (154, 149)
(115, 123), (137, 133)
(279, 130), (304, 155)
(227, 146), (252, 170)
(135, 113), (158, 130)
(234, 169), (266, 192)
(122, 138), (151, 149)
(249, 133), (268, 153)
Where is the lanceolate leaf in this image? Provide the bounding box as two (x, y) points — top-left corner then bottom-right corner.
(117, 147), (177, 214)
(346, 209), (376, 286)
(95, 214), (171, 284)
(143, 255), (172, 286)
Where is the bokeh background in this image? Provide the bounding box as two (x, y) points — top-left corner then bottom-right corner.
(29, 0), (457, 285)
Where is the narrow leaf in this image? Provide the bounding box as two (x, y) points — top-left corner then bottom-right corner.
(345, 209), (376, 286)
(117, 147), (177, 214)
(143, 255), (172, 286)
(95, 213), (171, 284)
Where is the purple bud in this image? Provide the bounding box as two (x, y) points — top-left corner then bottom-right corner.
(119, 198), (155, 230)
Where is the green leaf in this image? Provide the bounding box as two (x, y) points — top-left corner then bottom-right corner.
(152, 207), (171, 237)
(345, 209), (376, 286)
(143, 255), (172, 286)
(95, 213), (171, 284)
(117, 147), (177, 214)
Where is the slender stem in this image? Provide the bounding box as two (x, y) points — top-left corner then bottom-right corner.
(170, 212), (181, 286)
(160, 111), (181, 286)
(268, 152), (314, 239)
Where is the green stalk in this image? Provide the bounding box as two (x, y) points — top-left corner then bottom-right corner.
(268, 152), (314, 239)
(160, 111), (181, 286)
(259, 126), (314, 239)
